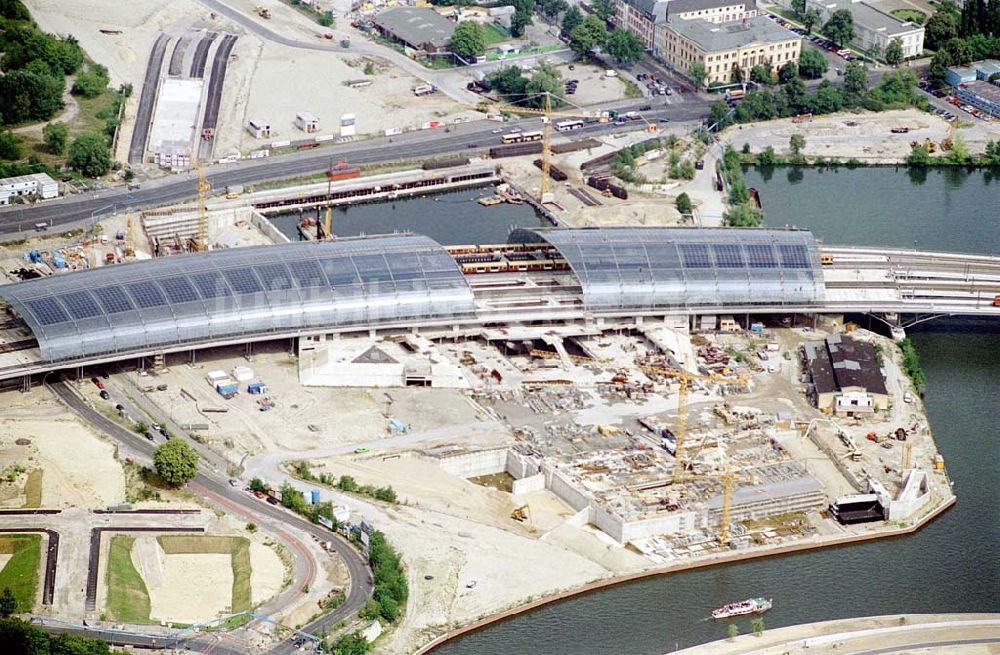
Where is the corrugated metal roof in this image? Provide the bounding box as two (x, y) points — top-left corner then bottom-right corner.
(0, 235), (474, 361)
(509, 227), (825, 311)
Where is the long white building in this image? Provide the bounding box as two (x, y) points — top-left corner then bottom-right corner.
(0, 173), (59, 206)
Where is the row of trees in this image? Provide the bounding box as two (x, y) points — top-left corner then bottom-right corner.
(907, 137), (1000, 167)
(0, 616), (113, 654)
(720, 145), (763, 227)
(360, 530), (409, 623)
(926, 1), (1000, 87)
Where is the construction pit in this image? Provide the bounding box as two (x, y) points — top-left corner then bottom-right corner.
(129, 315), (951, 562)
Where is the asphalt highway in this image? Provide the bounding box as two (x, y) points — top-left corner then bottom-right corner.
(47, 380), (373, 652)
(0, 99), (709, 236)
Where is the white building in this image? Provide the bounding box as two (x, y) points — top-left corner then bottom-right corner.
(246, 119), (271, 139)
(295, 112), (320, 133)
(0, 173), (59, 205)
(796, 0), (924, 58)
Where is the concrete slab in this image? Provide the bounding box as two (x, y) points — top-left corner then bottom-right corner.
(148, 78), (204, 153)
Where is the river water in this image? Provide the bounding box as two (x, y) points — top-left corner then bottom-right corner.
(428, 167), (1000, 654)
(267, 187), (548, 245)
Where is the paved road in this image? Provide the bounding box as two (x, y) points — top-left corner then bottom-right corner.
(47, 380), (373, 652)
(128, 33), (170, 165)
(0, 99), (707, 237)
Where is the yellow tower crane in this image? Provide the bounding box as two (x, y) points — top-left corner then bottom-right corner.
(468, 93), (657, 202)
(639, 357), (749, 483)
(191, 162), (210, 252)
(676, 462), (758, 544)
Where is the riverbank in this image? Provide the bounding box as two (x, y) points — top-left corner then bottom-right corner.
(413, 493), (956, 655)
(722, 108), (1000, 165)
(672, 613), (1000, 655)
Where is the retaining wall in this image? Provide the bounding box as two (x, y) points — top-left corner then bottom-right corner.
(438, 448), (508, 478)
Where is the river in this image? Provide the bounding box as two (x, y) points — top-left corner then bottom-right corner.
(429, 167), (1000, 654)
(266, 187), (548, 245)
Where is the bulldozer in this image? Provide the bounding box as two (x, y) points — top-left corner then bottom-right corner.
(510, 505), (531, 523)
(255, 6), (271, 19)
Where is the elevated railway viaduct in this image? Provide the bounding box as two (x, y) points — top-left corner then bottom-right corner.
(0, 228), (996, 384)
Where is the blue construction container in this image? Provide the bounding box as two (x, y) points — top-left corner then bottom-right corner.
(216, 382), (238, 396)
(311, 489), (320, 505)
(27, 250), (42, 263)
(52, 255), (66, 269)
(247, 382), (267, 394)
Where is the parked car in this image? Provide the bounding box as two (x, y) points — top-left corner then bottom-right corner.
(144, 432), (154, 441)
(158, 427), (170, 438)
(99, 389), (110, 400)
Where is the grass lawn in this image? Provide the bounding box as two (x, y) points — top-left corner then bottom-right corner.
(891, 8), (926, 23)
(105, 536), (151, 623)
(158, 535), (251, 612)
(22, 470), (42, 509)
(483, 23), (509, 47)
(0, 534), (42, 612)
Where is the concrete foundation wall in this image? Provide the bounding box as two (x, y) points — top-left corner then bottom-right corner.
(506, 450), (540, 479)
(512, 473), (545, 495)
(591, 505), (626, 543)
(249, 209), (290, 244)
(545, 466), (593, 513)
(438, 448), (508, 478)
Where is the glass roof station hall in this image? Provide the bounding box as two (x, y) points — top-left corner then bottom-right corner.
(0, 228), (824, 369)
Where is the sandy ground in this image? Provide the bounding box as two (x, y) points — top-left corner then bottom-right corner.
(303, 453), (649, 654)
(147, 344), (495, 462)
(724, 108), (1000, 162)
(234, 45), (478, 152)
(148, 552), (234, 623)
(552, 62), (632, 107)
(249, 541), (285, 606)
(0, 390), (125, 508)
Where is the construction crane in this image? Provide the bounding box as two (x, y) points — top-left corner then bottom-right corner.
(674, 455), (757, 545)
(640, 357), (749, 482)
(467, 93), (656, 202)
(191, 162), (210, 251)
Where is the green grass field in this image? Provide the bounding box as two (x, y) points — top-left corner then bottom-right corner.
(158, 535), (251, 612)
(22, 470), (42, 509)
(891, 8), (926, 23)
(0, 534), (41, 612)
(483, 23), (509, 47)
(105, 536), (151, 623)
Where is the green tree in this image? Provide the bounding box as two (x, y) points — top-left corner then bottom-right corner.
(798, 48), (828, 79)
(946, 133), (971, 164)
(789, 133), (806, 155)
(778, 61), (799, 84)
(72, 63), (110, 98)
(451, 21), (487, 60)
(330, 631), (371, 655)
(984, 140), (1000, 166)
(0, 588), (15, 617)
(823, 9), (854, 47)
(749, 63), (775, 85)
(906, 143), (931, 166)
(591, 0), (615, 22)
(249, 477), (267, 493)
(783, 76), (809, 113)
(152, 440), (199, 487)
(813, 80), (844, 112)
(0, 69), (65, 123)
(42, 122), (68, 155)
(928, 50), (953, 87)
(751, 617), (765, 637)
(727, 623), (740, 641)
(67, 133), (112, 177)
(318, 10), (334, 27)
(791, 0), (806, 17)
(570, 15), (608, 56)
(802, 8), (823, 34)
(724, 203), (763, 227)
(924, 10), (959, 50)
(525, 63), (566, 108)
(605, 28), (644, 66)
(687, 60), (708, 89)
(561, 5), (583, 35)
(707, 101), (732, 130)
(675, 192), (692, 216)
(539, 0), (568, 21)
(884, 38), (903, 65)
(758, 145), (778, 166)
(843, 61), (868, 98)
(0, 131), (23, 161)
(510, 0), (535, 37)
(942, 37), (974, 65)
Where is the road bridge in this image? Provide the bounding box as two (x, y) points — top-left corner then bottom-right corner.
(0, 228), (995, 383)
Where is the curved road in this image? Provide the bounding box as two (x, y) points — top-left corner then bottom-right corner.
(46, 380), (373, 652)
